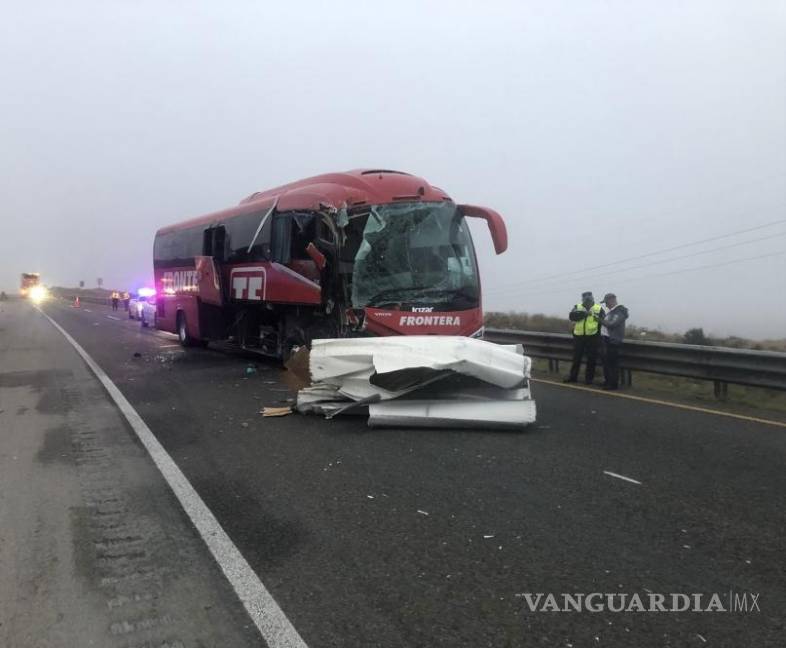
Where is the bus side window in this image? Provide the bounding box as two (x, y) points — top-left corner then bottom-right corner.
(214, 227), (226, 262)
(271, 212), (317, 263)
(203, 226), (227, 262)
(290, 213), (316, 260)
(271, 215), (292, 264)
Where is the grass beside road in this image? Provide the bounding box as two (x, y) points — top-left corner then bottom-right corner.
(530, 358), (786, 423)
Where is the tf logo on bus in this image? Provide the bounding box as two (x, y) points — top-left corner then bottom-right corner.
(231, 267), (267, 301)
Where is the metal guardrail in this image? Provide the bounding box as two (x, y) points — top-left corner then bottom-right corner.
(60, 295), (110, 306)
(34, 295), (786, 395)
(484, 328), (786, 394)
(49, 289), (112, 306)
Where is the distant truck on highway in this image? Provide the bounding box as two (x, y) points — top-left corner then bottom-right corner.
(152, 169), (508, 356)
(20, 273), (40, 298)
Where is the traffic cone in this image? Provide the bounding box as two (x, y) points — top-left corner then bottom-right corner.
(73, 296), (80, 308)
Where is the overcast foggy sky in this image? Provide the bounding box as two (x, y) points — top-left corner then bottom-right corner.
(1, 1), (784, 338)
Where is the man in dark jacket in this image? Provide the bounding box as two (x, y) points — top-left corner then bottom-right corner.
(565, 291), (603, 384)
(600, 293), (629, 390)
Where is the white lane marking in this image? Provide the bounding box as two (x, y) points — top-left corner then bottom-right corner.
(603, 470), (642, 485)
(84, 308), (92, 312)
(107, 315), (121, 321)
(158, 344), (182, 349)
(40, 310), (309, 648)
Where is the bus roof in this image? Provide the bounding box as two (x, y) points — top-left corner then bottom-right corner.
(156, 169), (452, 235)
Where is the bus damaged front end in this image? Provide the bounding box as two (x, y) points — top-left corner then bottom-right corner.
(337, 200), (506, 339)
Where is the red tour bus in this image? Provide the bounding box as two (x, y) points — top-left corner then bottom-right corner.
(153, 169), (507, 356)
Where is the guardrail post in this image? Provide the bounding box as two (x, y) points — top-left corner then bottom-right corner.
(713, 381), (728, 401)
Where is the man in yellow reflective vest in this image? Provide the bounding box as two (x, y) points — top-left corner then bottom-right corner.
(565, 291), (604, 384)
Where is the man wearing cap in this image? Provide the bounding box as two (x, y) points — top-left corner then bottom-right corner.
(565, 291), (603, 384)
(600, 293), (629, 390)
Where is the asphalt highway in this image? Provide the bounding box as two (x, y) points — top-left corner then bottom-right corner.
(3, 297), (785, 647)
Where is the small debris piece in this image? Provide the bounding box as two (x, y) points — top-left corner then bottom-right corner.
(241, 422), (249, 428)
(417, 510), (429, 516)
(283, 346), (311, 392)
(261, 406), (293, 417)
(133, 352), (142, 358)
(245, 365), (257, 375)
(483, 535), (495, 539)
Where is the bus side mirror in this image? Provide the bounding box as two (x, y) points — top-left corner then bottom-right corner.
(458, 204), (508, 254)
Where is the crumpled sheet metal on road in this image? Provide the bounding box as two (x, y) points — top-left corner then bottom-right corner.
(296, 336), (537, 429)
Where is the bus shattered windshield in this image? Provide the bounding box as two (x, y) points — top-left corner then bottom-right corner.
(350, 202), (479, 311)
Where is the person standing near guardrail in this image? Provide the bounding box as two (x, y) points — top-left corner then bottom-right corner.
(111, 291), (120, 311)
(565, 291), (603, 384)
(600, 293), (629, 390)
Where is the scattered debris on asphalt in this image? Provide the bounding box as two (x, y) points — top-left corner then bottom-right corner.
(292, 336), (536, 429)
(261, 406), (293, 417)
